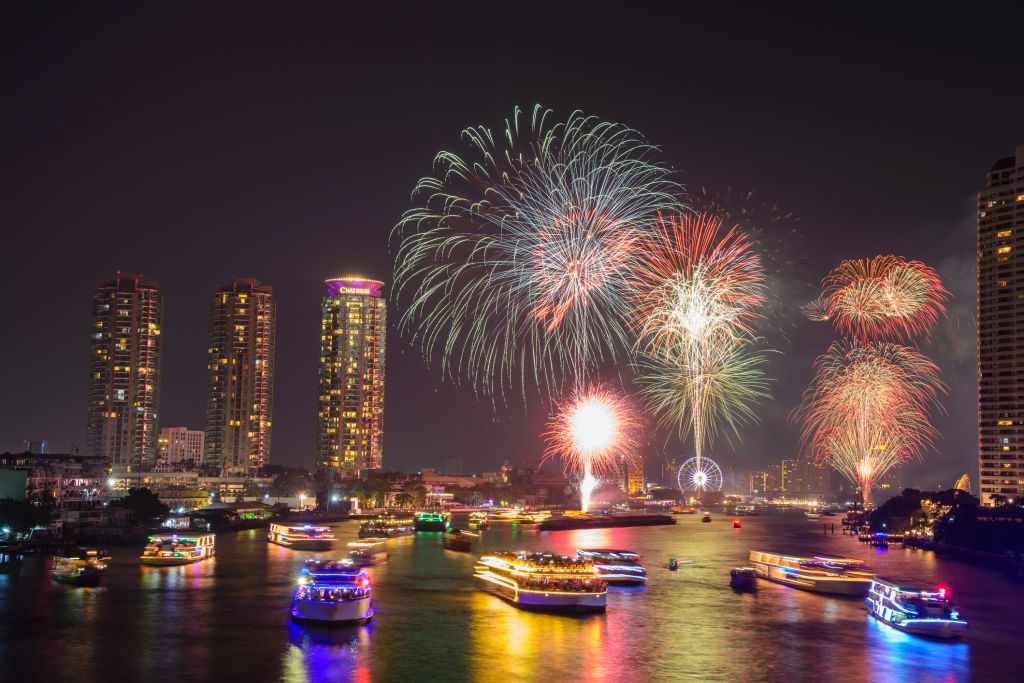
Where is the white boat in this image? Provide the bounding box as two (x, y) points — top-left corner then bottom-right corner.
(347, 541), (388, 567)
(865, 578), (968, 639)
(268, 523), (336, 550)
(140, 533), (216, 566)
(576, 549), (647, 585)
(804, 511), (821, 520)
(748, 550), (874, 596)
(474, 551), (606, 612)
(291, 559), (374, 625)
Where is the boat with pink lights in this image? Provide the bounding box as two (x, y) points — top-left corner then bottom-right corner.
(291, 559), (374, 625)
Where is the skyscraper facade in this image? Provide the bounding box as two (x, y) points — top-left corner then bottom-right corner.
(317, 277), (386, 473)
(204, 278), (276, 475)
(978, 145), (1024, 506)
(86, 272), (162, 470)
(157, 426), (204, 471)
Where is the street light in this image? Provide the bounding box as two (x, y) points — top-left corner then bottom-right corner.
(299, 493), (307, 511)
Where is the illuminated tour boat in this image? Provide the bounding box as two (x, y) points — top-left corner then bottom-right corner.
(474, 551), (607, 613)
(52, 548), (110, 586)
(347, 541), (388, 567)
(413, 512), (447, 532)
(140, 533), (216, 566)
(291, 559), (375, 625)
(865, 578), (968, 639)
(358, 516), (414, 538)
(442, 529), (475, 552)
(575, 549), (647, 585)
(268, 523), (336, 550)
(748, 551), (874, 596)
(489, 509), (551, 524)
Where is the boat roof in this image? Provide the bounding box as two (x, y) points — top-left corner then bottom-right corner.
(874, 577), (944, 593)
(578, 548), (639, 555)
(752, 550), (864, 564)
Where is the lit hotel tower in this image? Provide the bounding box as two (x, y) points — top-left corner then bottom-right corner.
(978, 145), (1024, 505)
(317, 277), (386, 474)
(86, 272), (162, 470)
(204, 278), (276, 475)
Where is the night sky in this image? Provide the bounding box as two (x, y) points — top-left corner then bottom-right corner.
(2, 5), (1021, 488)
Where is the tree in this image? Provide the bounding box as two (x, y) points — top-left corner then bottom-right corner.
(393, 493), (414, 508)
(110, 487), (169, 522)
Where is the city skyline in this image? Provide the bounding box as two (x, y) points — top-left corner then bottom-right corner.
(2, 6), (1021, 487)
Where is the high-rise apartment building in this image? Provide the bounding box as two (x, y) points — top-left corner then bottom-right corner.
(978, 145), (1024, 506)
(317, 277), (386, 473)
(623, 454), (645, 495)
(86, 272), (162, 470)
(157, 426), (204, 471)
(204, 278), (276, 475)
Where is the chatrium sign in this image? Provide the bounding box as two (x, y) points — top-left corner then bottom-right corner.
(325, 278), (384, 298)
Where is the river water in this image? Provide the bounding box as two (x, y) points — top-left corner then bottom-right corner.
(0, 511), (1020, 682)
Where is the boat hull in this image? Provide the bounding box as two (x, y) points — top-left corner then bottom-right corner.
(753, 563), (871, 596)
(52, 572), (104, 587)
(478, 580), (606, 613)
(290, 597), (374, 625)
(141, 555), (210, 566)
(869, 611), (968, 639)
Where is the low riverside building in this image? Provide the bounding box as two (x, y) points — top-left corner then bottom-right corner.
(0, 451), (107, 510)
(107, 471), (273, 511)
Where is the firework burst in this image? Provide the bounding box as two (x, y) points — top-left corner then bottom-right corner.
(796, 340), (946, 504)
(628, 213), (768, 486)
(816, 256), (949, 342)
(543, 386), (640, 511)
(392, 104), (681, 398)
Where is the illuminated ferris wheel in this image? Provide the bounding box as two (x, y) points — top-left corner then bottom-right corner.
(677, 456), (724, 492)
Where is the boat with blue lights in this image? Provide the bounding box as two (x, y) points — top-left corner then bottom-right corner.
(576, 549), (647, 585)
(474, 551), (607, 613)
(268, 523), (336, 550)
(748, 550), (874, 596)
(865, 578), (967, 639)
(140, 533), (216, 566)
(291, 559), (374, 625)
(52, 548), (110, 586)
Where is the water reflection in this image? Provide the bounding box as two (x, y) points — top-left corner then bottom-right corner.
(283, 621), (373, 683)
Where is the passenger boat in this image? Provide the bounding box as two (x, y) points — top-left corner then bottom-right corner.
(490, 509), (550, 524)
(804, 511), (821, 520)
(748, 551), (874, 596)
(474, 551), (607, 613)
(413, 512), (447, 532)
(268, 523), (336, 550)
(734, 504), (756, 516)
(140, 533), (216, 566)
(442, 530), (474, 552)
(347, 541), (388, 567)
(0, 544), (24, 574)
(576, 549), (647, 585)
(729, 567), (758, 591)
(52, 548), (110, 586)
(870, 533), (889, 548)
(358, 516), (414, 538)
(671, 505), (696, 514)
(291, 559), (374, 625)
(865, 578), (967, 639)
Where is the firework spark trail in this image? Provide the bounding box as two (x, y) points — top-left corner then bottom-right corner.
(815, 256), (950, 342)
(542, 386), (640, 511)
(628, 213), (769, 485)
(392, 104), (681, 400)
(796, 341), (946, 504)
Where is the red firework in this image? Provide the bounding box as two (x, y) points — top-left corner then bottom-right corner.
(819, 256), (949, 342)
(542, 386), (640, 479)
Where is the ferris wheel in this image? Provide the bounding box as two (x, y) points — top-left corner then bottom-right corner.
(677, 456), (724, 492)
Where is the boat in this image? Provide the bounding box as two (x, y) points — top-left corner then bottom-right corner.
(865, 578), (968, 639)
(414, 512), (447, 532)
(0, 544), (24, 574)
(576, 549), (647, 585)
(701, 514), (712, 523)
(52, 548), (110, 586)
(748, 551), (874, 596)
(490, 509), (550, 524)
(469, 511), (490, 530)
(870, 533), (890, 548)
(268, 523), (336, 550)
(730, 567), (758, 591)
(668, 559), (679, 571)
(671, 505), (696, 515)
(804, 511), (821, 520)
(140, 533), (216, 566)
(442, 530), (474, 552)
(291, 559), (374, 625)
(474, 551), (607, 613)
(734, 504), (757, 516)
(358, 516), (414, 538)
(733, 519), (742, 529)
(347, 541), (388, 567)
